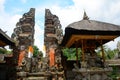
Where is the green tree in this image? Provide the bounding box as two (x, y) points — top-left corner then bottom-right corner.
(33, 45), (43, 57)
(96, 45), (118, 59)
(62, 48), (81, 60)
(62, 45), (118, 60)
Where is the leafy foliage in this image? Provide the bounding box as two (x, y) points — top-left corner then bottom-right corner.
(62, 45), (120, 79)
(109, 66), (120, 80)
(0, 48), (12, 54)
(62, 48), (81, 60)
(62, 45), (118, 60)
(33, 45), (43, 57)
(96, 45), (120, 79)
(96, 45), (119, 59)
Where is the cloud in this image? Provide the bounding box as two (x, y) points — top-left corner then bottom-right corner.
(0, 13), (21, 36)
(0, 0), (44, 52)
(45, 0), (104, 30)
(50, 6), (82, 30)
(1, 0), (120, 51)
(74, 0), (105, 9)
(0, 0), (5, 12)
(47, 0), (120, 49)
(0, 0), (21, 36)
(34, 21), (44, 51)
(105, 37), (120, 50)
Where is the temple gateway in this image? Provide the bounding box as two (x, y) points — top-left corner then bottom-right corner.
(0, 8), (120, 80)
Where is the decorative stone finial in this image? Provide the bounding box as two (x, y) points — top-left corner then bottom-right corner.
(83, 11), (89, 20)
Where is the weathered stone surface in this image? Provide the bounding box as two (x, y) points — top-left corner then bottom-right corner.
(44, 9), (64, 80)
(11, 8), (35, 48)
(11, 8), (35, 74)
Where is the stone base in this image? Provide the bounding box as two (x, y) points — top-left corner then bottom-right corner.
(73, 67), (112, 80)
(17, 71), (64, 80)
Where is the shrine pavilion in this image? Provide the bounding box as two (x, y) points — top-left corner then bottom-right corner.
(0, 29), (15, 80)
(61, 12), (120, 80)
(61, 12), (120, 63)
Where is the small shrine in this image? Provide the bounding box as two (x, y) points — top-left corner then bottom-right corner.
(0, 29), (15, 80)
(61, 11), (120, 80)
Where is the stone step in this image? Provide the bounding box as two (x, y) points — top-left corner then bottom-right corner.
(26, 77), (45, 80)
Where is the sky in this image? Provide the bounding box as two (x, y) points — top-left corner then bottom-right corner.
(1, 0), (120, 54)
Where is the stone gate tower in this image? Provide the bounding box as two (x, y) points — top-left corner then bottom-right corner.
(44, 9), (63, 69)
(11, 8), (35, 66)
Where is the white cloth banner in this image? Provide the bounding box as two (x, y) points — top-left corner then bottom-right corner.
(28, 52), (33, 58)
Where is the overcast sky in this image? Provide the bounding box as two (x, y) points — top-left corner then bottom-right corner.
(1, 0), (120, 52)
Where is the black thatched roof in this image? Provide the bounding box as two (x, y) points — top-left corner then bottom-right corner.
(0, 29), (15, 46)
(61, 20), (120, 47)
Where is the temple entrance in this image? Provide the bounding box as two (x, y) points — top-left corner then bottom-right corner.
(1, 8), (120, 80)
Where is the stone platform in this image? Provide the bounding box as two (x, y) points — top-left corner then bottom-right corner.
(17, 71), (64, 80)
(73, 67), (112, 80)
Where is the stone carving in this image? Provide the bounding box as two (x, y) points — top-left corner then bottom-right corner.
(73, 47), (112, 80)
(11, 8), (35, 47)
(44, 9), (63, 65)
(73, 63), (79, 70)
(81, 51), (104, 68)
(11, 8), (35, 72)
(44, 9), (64, 79)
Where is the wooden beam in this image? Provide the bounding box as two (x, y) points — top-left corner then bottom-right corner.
(81, 40), (85, 62)
(0, 40), (6, 46)
(66, 35), (75, 47)
(75, 41), (79, 66)
(73, 35), (117, 40)
(100, 40), (105, 63)
(65, 35), (117, 47)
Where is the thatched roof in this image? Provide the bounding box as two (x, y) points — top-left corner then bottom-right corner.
(68, 20), (120, 31)
(61, 19), (120, 47)
(0, 29), (15, 47)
